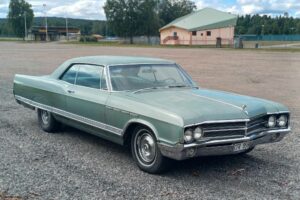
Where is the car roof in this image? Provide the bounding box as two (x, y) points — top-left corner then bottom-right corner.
(67, 56), (174, 66)
(51, 56), (175, 79)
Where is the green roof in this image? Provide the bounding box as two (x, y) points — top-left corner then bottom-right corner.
(160, 7), (237, 31)
(51, 56), (174, 78)
(68, 56), (174, 66)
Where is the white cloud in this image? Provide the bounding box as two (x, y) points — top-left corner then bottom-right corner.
(195, 0), (299, 16)
(47, 0), (106, 19)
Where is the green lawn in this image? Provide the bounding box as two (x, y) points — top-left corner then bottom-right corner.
(0, 37), (23, 41)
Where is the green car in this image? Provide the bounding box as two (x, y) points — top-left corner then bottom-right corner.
(13, 56), (291, 173)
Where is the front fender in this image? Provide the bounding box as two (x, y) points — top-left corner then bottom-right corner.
(122, 117), (183, 146)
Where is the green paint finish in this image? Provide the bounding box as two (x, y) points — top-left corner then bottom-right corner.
(13, 56), (290, 149)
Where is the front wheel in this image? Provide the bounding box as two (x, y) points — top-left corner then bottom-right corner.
(37, 109), (60, 133)
(131, 126), (169, 174)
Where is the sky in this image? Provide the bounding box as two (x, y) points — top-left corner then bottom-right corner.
(0, 0), (299, 20)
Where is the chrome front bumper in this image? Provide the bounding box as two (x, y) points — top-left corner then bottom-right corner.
(158, 128), (291, 160)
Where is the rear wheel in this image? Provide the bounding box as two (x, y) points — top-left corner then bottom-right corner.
(131, 126), (169, 174)
(37, 109), (60, 132)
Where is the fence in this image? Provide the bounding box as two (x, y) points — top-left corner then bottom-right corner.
(236, 34), (300, 41)
(122, 36), (160, 45)
(234, 35), (300, 49)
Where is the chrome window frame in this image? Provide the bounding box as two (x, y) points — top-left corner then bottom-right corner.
(106, 63), (197, 92)
(59, 63), (110, 92)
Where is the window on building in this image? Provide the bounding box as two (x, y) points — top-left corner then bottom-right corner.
(206, 31), (211, 36)
(201, 33), (203, 36)
(192, 31), (197, 36)
(173, 32), (177, 37)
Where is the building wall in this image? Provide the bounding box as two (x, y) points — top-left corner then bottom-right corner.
(191, 26), (235, 45)
(160, 27), (191, 45)
(160, 26), (235, 46)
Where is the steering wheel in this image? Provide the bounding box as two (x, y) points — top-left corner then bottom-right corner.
(162, 78), (176, 84)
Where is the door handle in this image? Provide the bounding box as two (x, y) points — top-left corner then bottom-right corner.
(67, 90), (75, 94)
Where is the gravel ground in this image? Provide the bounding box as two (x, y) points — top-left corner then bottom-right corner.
(0, 42), (299, 200)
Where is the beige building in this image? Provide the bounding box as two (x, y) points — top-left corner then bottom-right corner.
(160, 8), (237, 46)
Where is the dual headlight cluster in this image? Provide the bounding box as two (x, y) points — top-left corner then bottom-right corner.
(267, 115), (288, 128)
(184, 127), (203, 143)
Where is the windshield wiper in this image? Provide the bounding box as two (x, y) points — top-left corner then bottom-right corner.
(167, 84), (190, 88)
(133, 85), (196, 94)
(133, 86), (166, 94)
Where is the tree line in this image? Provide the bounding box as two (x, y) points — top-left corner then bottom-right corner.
(236, 14), (300, 35)
(1, 0), (300, 39)
(104, 0), (196, 43)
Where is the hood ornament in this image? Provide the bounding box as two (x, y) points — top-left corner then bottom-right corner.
(242, 104), (247, 110)
(242, 104), (248, 115)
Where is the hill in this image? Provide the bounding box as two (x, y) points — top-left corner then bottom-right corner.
(0, 17), (109, 36)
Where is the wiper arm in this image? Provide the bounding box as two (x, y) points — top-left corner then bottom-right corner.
(133, 85), (197, 94)
(167, 84), (189, 88)
(133, 87), (164, 94)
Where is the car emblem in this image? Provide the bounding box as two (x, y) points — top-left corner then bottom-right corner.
(241, 104), (248, 115)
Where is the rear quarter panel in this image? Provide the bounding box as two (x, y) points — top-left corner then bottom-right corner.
(13, 74), (66, 110)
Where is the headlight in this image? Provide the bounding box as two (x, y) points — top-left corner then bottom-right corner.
(193, 127), (203, 140)
(267, 115), (276, 128)
(184, 129), (194, 143)
(277, 115), (288, 127)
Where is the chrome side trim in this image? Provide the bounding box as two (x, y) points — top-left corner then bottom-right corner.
(15, 95), (123, 136)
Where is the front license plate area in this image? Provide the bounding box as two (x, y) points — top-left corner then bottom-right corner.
(233, 142), (250, 152)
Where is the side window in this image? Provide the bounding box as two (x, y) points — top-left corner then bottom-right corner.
(61, 65), (79, 84)
(75, 65), (107, 90)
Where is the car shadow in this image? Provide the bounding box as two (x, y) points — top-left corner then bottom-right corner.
(58, 125), (290, 179)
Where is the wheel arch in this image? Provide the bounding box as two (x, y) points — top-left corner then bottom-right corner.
(123, 119), (159, 146)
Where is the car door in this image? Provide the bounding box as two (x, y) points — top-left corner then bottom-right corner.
(61, 64), (109, 126)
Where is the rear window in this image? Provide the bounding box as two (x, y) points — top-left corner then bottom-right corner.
(61, 65), (78, 84)
(61, 64), (107, 90)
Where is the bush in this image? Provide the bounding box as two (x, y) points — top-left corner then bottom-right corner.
(79, 36), (98, 42)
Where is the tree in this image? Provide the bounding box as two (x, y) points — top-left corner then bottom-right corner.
(104, 0), (141, 44)
(137, 0), (160, 39)
(159, 0), (196, 26)
(92, 21), (105, 35)
(8, 0), (34, 39)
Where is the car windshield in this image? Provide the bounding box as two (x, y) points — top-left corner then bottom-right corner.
(109, 64), (196, 91)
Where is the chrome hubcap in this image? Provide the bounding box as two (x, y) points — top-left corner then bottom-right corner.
(41, 110), (50, 125)
(137, 132), (156, 163)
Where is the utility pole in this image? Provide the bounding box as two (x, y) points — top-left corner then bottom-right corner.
(24, 11), (27, 40)
(261, 25), (265, 36)
(43, 4), (48, 42)
(66, 17), (69, 41)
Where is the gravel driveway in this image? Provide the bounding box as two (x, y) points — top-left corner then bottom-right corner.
(0, 42), (299, 199)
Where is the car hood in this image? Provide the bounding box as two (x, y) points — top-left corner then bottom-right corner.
(127, 88), (288, 126)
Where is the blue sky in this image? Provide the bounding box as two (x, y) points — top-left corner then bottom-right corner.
(0, 0), (299, 19)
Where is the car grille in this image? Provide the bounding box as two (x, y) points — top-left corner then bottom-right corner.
(202, 116), (269, 139)
(246, 116), (268, 135)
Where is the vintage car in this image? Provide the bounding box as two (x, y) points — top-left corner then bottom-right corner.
(13, 56), (291, 173)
